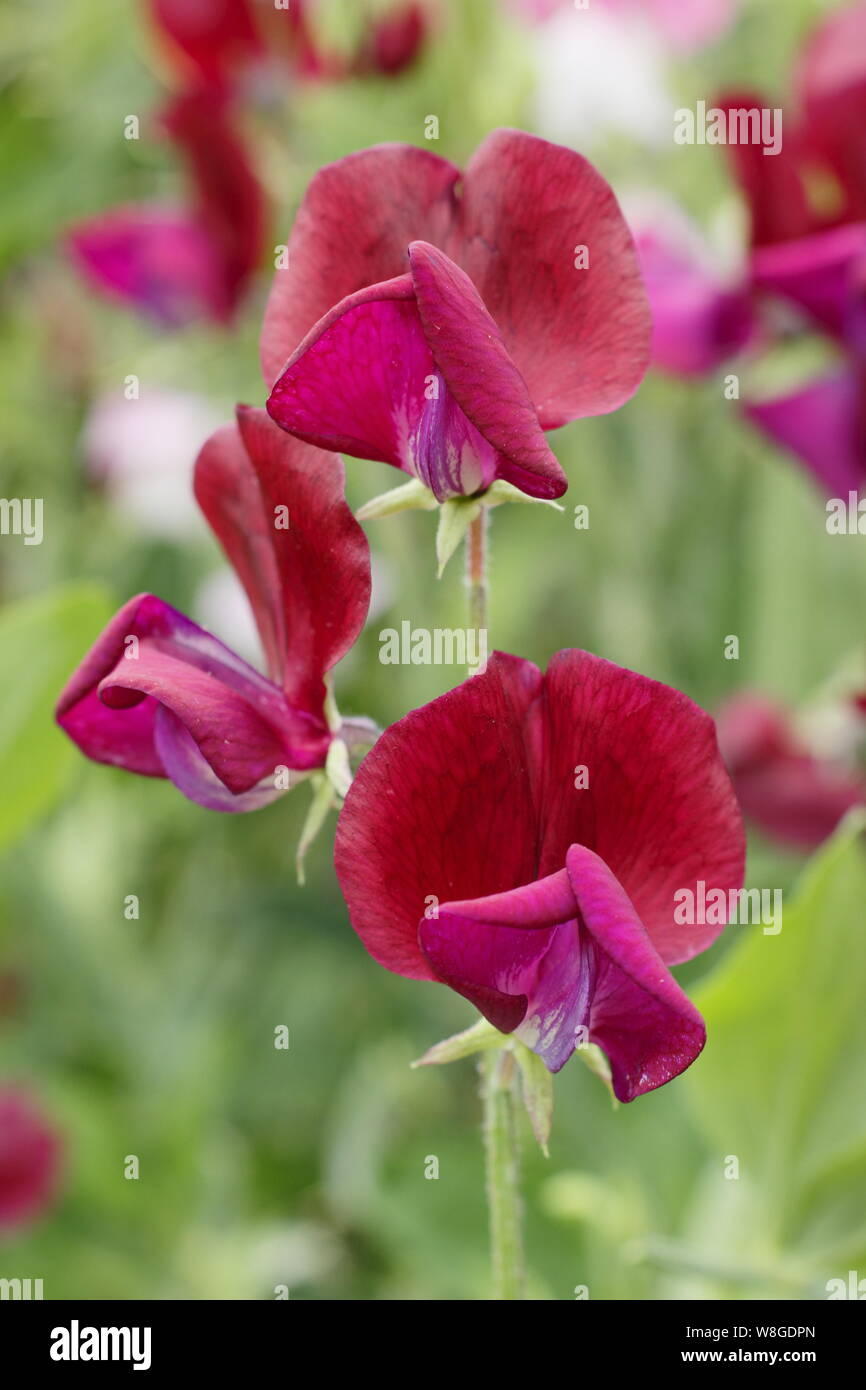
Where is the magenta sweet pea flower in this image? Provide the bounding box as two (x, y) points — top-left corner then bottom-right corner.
(263, 131), (650, 502)
(56, 408), (371, 811)
(336, 650), (744, 1101)
(68, 90), (265, 327)
(0, 1089), (62, 1231)
(717, 693), (866, 851)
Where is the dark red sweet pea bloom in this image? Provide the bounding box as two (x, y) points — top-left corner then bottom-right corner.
(336, 650), (744, 1101)
(717, 693), (866, 851)
(0, 1089), (62, 1231)
(56, 409), (370, 811)
(263, 132), (651, 502)
(68, 90), (265, 327)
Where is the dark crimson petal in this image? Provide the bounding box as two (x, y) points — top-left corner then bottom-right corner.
(195, 409), (371, 713)
(408, 241), (567, 499)
(267, 276), (431, 469)
(67, 206), (222, 326)
(260, 145), (461, 384)
(537, 650), (745, 964)
(458, 129), (651, 428)
(745, 370), (865, 497)
(335, 653), (544, 979)
(162, 89), (265, 322)
(56, 594), (327, 792)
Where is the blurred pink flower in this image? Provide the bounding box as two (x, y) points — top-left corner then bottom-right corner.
(510, 0), (737, 52)
(717, 692), (866, 851)
(0, 1089), (62, 1232)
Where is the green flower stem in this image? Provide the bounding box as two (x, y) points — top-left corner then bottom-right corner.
(465, 508), (489, 659)
(480, 1048), (525, 1300)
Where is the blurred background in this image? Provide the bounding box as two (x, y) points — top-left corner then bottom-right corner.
(1, 0), (865, 1299)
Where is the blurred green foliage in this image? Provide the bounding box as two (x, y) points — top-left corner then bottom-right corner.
(1, 0), (864, 1299)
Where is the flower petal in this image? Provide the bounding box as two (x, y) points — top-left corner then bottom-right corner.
(67, 206), (222, 327)
(458, 128), (651, 427)
(195, 409), (371, 713)
(335, 653), (544, 978)
(56, 594), (328, 797)
(751, 224), (866, 339)
(408, 241), (567, 498)
(538, 649), (745, 963)
(420, 845), (706, 1097)
(260, 144), (461, 384)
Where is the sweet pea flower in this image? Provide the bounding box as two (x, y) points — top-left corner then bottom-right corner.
(263, 131), (650, 503)
(717, 692), (866, 851)
(68, 90), (265, 327)
(336, 650), (744, 1100)
(56, 408), (371, 812)
(0, 1089), (62, 1231)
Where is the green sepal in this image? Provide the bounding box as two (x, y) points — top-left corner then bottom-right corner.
(356, 478), (438, 520)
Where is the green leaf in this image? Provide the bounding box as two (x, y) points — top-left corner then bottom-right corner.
(0, 583), (114, 851)
(411, 1017), (505, 1068)
(686, 811), (866, 1267)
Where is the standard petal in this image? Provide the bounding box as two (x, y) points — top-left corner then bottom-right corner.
(538, 649), (745, 964)
(56, 594), (327, 794)
(745, 370), (865, 496)
(147, 0), (263, 87)
(458, 128), (651, 428)
(260, 144), (461, 384)
(195, 410), (371, 713)
(335, 653), (544, 978)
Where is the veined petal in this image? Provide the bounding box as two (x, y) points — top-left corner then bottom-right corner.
(260, 144), (461, 385)
(458, 128), (651, 427)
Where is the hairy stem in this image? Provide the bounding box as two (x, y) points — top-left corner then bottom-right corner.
(480, 1048), (525, 1300)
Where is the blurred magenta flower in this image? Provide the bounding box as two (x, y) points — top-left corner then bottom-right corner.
(264, 131), (650, 502)
(717, 693), (866, 851)
(67, 90), (265, 327)
(0, 1089), (62, 1231)
(57, 409), (371, 812)
(336, 650), (744, 1100)
(147, 0), (428, 87)
(631, 199), (755, 375)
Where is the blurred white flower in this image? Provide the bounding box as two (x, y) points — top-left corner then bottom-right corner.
(530, 5), (672, 148)
(81, 387), (222, 538)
